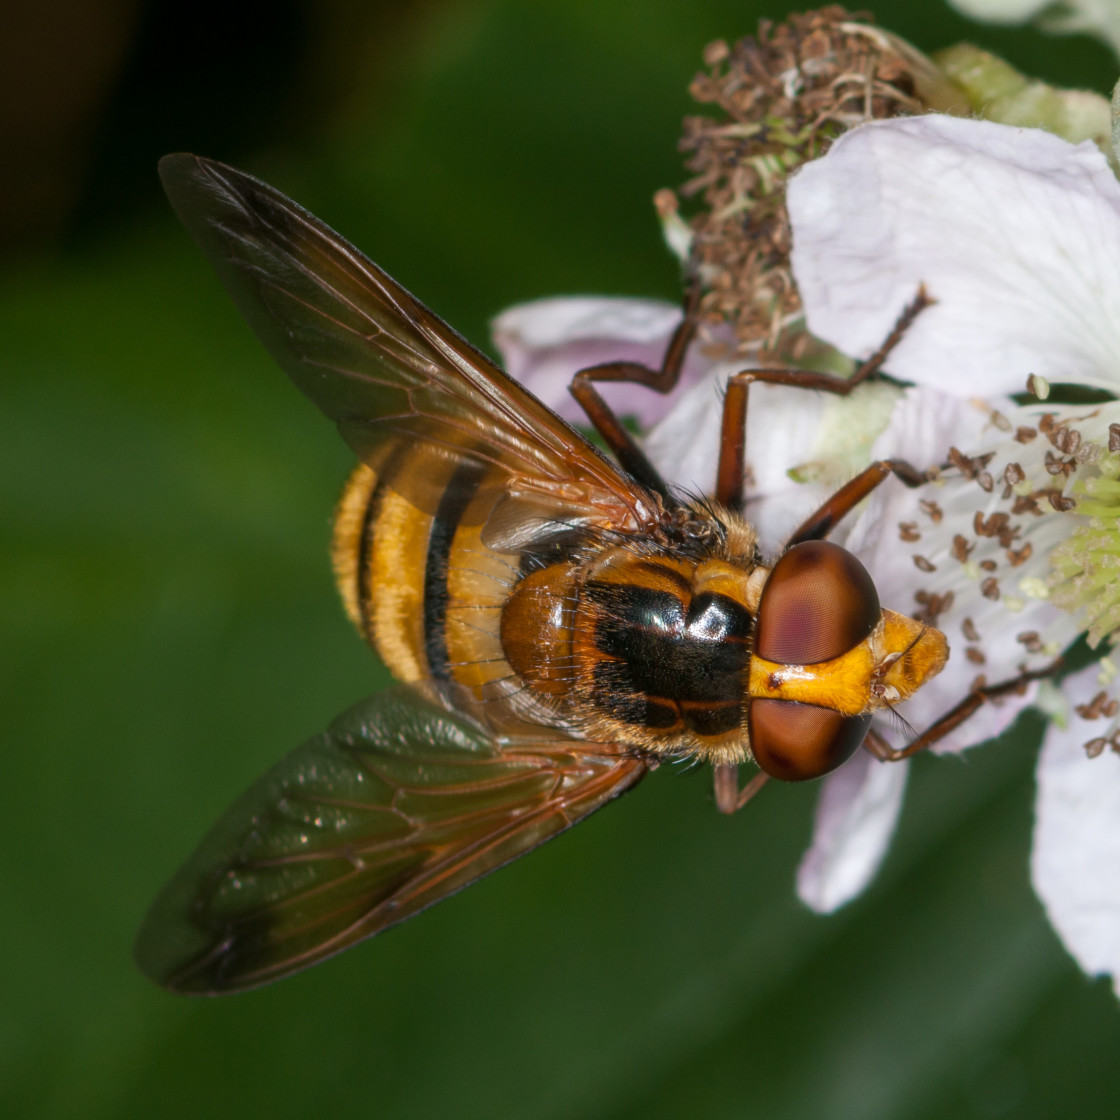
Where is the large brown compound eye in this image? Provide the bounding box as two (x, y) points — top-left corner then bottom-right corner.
(754, 540), (880, 665)
(748, 699), (872, 781)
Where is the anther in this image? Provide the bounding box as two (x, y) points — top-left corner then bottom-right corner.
(1046, 492), (1076, 512)
(951, 534), (973, 562)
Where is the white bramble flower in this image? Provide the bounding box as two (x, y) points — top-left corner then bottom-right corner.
(788, 112), (1120, 993)
(494, 112), (1120, 995)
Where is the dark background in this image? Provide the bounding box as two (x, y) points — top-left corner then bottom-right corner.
(4, 2), (1120, 1116)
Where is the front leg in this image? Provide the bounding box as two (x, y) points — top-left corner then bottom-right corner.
(783, 459), (928, 546)
(863, 662), (1061, 762)
(712, 286), (932, 512)
(568, 278), (702, 498)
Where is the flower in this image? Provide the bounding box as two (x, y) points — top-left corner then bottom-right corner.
(1034, 663), (1120, 995)
(786, 111), (1120, 993)
(489, 112), (1120, 994)
(786, 114), (1120, 397)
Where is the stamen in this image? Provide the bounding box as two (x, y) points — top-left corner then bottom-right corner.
(894, 402), (1120, 677)
(1044, 431), (1120, 646)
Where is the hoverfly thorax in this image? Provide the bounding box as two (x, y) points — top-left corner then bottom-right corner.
(502, 506), (765, 764)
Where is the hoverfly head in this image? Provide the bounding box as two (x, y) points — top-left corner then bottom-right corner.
(747, 540), (946, 782)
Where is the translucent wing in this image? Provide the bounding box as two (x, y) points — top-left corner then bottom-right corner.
(158, 153), (658, 535)
(134, 687), (647, 994)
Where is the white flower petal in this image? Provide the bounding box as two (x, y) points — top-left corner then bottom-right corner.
(645, 369), (901, 554)
(494, 297), (682, 351)
(491, 297), (707, 425)
(946, 0), (1050, 23)
(797, 750), (909, 912)
(788, 115), (1120, 396)
(1033, 664), (1120, 996)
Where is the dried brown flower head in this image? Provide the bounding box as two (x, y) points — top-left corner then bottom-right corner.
(662, 6), (962, 361)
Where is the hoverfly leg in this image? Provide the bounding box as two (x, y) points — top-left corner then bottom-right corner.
(714, 286), (932, 513)
(845, 284), (932, 387)
(714, 374), (751, 510)
(713, 762), (769, 814)
(784, 458), (928, 546)
(568, 277), (703, 498)
(862, 660), (1062, 762)
(568, 376), (670, 497)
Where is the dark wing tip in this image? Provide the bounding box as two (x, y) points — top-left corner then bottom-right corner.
(133, 886), (227, 996)
(157, 151), (199, 181)
(158, 152), (222, 208)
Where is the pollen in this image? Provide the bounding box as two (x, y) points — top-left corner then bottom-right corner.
(887, 402), (1120, 681)
(1073, 689), (1120, 759)
(926, 404), (1120, 653)
(1050, 448), (1120, 647)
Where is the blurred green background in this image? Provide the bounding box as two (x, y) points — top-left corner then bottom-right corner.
(5, 1), (1120, 1116)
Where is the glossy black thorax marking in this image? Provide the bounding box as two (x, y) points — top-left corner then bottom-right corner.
(587, 581), (752, 736)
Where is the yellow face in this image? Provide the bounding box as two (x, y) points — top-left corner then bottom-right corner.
(749, 610), (949, 716)
(741, 540), (949, 782)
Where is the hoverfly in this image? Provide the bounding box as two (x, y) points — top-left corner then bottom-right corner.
(137, 154), (969, 995)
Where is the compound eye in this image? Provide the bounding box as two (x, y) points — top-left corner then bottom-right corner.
(748, 699), (871, 781)
(754, 540), (880, 665)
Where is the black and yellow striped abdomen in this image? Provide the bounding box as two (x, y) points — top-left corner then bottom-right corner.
(332, 454), (519, 701)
